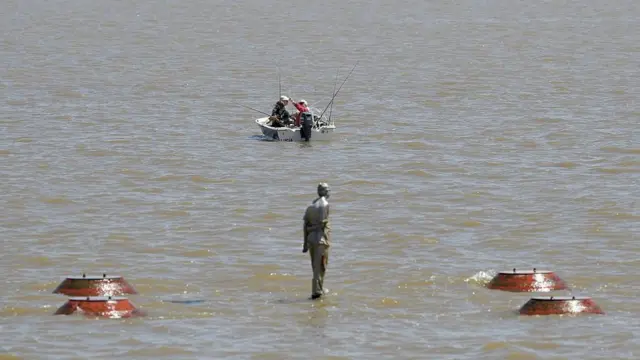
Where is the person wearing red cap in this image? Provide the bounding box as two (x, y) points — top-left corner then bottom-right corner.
(289, 98), (309, 127)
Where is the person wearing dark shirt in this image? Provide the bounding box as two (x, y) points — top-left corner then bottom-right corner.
(268, 95), (291, 127)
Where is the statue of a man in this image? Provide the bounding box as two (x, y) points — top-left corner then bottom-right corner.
(302, 183), (332, 299)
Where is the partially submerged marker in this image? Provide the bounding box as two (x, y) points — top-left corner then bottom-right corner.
(53, 274), (138, 297)
(519, 296), (604, 316)
(54, 296), (145, 318)
(487, 268), (568, 292)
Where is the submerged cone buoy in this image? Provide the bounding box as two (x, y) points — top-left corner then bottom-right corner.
(52, 273), (138, 296)
(54, 296), (145, 318)
(486, 268), (568, 292)
(519, 296), (604, 316)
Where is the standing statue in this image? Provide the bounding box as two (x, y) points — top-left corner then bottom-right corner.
(302, 183), (332, 299)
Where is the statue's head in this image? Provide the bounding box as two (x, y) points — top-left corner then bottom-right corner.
(317, 183), (330, 199)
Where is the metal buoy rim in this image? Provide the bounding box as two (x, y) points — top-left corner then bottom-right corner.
(530, 296), (590, 301)
(498, 270), (553, 274)
(64, 275), (124, 280)
(67, 296), (130, 301)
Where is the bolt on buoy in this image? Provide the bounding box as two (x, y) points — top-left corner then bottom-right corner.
(486, 268), (568, 292)
(54, 296), (145, 318)
(519, 296), (604, 316)
(52, 274), (138, 297)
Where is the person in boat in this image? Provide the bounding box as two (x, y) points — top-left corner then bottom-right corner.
(302, 183), (332, 300)
(268, 95), (291, 127)
(289, 98), (310, 127)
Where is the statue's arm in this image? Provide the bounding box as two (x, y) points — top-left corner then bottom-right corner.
(302, 209), (309, 252)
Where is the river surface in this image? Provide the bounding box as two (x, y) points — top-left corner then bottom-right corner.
(1, 0), (638, 359)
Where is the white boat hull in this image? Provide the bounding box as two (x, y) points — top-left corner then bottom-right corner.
(255, 117), (336, 142)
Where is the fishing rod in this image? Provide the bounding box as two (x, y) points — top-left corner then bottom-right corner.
(240, 104), (270, 117)
(278, 69), (282, 98)
(318, 60), (359, 120)
(327, 67), (339, 125)
(276, 61), (282, 98)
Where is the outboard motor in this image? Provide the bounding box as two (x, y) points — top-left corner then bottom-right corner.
(300, 111), (314, 141)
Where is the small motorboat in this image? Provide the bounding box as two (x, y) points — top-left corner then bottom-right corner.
(255, 109), (336, 142)
(252, 61), (357, 142)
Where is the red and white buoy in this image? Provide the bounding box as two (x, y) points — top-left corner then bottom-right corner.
(487, 268), (568, 292)
(519, 296), (604, 316)
(54, 296), (145, 318)
(53, 274), (138, 297)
